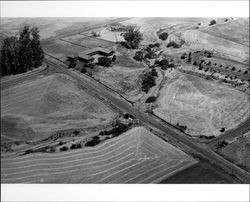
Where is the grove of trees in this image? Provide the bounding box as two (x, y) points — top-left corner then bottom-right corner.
(1, 26), (44, 76)
(123, 26), (143, 49)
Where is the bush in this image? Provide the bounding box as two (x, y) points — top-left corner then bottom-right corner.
(167, 41), (180, 48)
(209, 20), (216, 26)
(158, 32), (169, 41)
(141, 72), (156, 93)
(85, 138), (100, 147)
(157, 59), (169, 70)
(220, 128), (225, 132)
(112, 55), (117, 62)
(151, 68), (158, 77)
(60, 146), (68, 151)
(133, 51), (144, 61)
(244, 70), (248, 74)
(98, 57), (112, 67)
(81, 67), (87, 73)
(231, 67), (236, 71)
(145, 96), (157, 103)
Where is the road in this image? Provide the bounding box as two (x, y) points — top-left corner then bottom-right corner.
(207, 117), (250, 149)
(44, 57), (250, 183)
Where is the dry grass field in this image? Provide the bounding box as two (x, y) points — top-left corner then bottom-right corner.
(1, 73), (117, 141)
(1, 127), (197, 183)
(153, 70), (250, 137)
(43, 39), (87, 61)
(0, 18), (118, 40)
(62, 34), (114, 49)
(219, 131), (250, 172)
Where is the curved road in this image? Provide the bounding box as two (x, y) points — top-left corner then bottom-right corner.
(44, 57), (250, 183)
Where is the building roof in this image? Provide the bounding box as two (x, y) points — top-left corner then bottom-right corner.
(78, 53), (94, 61)
(82, 47), (113, 56)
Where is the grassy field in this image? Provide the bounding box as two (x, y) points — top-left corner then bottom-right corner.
(219, 131), (250, 172)
(202, 18), (249, 47)
(43, 39), (87, 61)
(0, 18), (118, 40)
(153, 70), (250, 137)
(1, 127), (197, 183)
(1, 73), (117, 141)
(61, 34), (114, 49)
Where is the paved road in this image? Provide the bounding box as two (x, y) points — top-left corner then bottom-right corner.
(44, 57), (250, 183)
(207, 117), (250, 149)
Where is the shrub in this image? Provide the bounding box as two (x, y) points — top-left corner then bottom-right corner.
(60, 146), (68, 151)
(133, 51), (144, 61)
(167, 41), (180, 48)
(193, 61), (197, 66)
(220, 128), (225, 132)
(156, 59), (169, 70)
(244, 70), (248, 74)
(209, 20), (216, 26)
(145, 96), (157, 103)
(141, 72), (156, 93)
(180, 54), (186, 59)
(98, 57), (112, 67)
(81, 67), (87, 73)
(112, 55), (117, 62)
(151, 68), (158, 77)
(158, 32), (169, 41)
(85, 138), (100, 147)
(231, 67), (236, 71)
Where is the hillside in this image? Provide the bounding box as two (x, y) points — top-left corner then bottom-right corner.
(1, 73), (117, 142)
(1, 127), (197, 183)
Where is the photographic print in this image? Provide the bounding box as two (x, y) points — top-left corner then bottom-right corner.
(1, 2), (249, 187)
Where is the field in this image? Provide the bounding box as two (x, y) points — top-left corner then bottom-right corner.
(43, 39), (87, 61)
(1, 127), (197, 183)
(219, 131), (250, 172)
(1, 73), (117, 142)
(0, 18), (120, 40)
(182, 29), (249, 64)
(61, 34), (114, 48)
(153, 70), (250, 137)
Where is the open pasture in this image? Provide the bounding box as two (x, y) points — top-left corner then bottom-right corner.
(153, 70), (250, 137)
(1, 73), (117, 141)
(201, 18), (249, 47)
(0, 18), (119, 40)
(182, 29), (249, 64)
(61, 34), (114, 49)
(43, 39), (87, 61)
(1, 127), (197, 183)
(219, 131), (250, 172)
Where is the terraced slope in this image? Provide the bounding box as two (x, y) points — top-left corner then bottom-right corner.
(1, 127), (197, 183)
(1, 73), (116, 141)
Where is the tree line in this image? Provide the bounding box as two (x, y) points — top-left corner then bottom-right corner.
(0, 26), (44, 76)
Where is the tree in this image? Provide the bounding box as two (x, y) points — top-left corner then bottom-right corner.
(123, 26), (143, 49)
(0, 25), (44, 76)
(133, 51), (144, 61)
(112, 55), (117, 62)
(209, 20), (217, 26)
(158, 32), (168, 40)
(98, 56), (112, 67)
(167, 41), (180, 48)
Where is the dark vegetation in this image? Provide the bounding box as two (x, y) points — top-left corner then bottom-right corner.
(123, 26), (143, 49)
(133, 51), (144, 61)
(85, 122), (130, 147)
(167, 41), (180, 48)
(145, 96), (157, 103)
(216, 141), (229, 149)
(176, 122), (187, 131)
(209, 20), (217, 26)
(141, 69), (158, 93)
(1, 26), (44, 76)
(98, 56), (112, 67)
(158, 32), (169, 41)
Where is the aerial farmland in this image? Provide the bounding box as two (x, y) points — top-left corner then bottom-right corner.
(1, 17), (249, 184)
